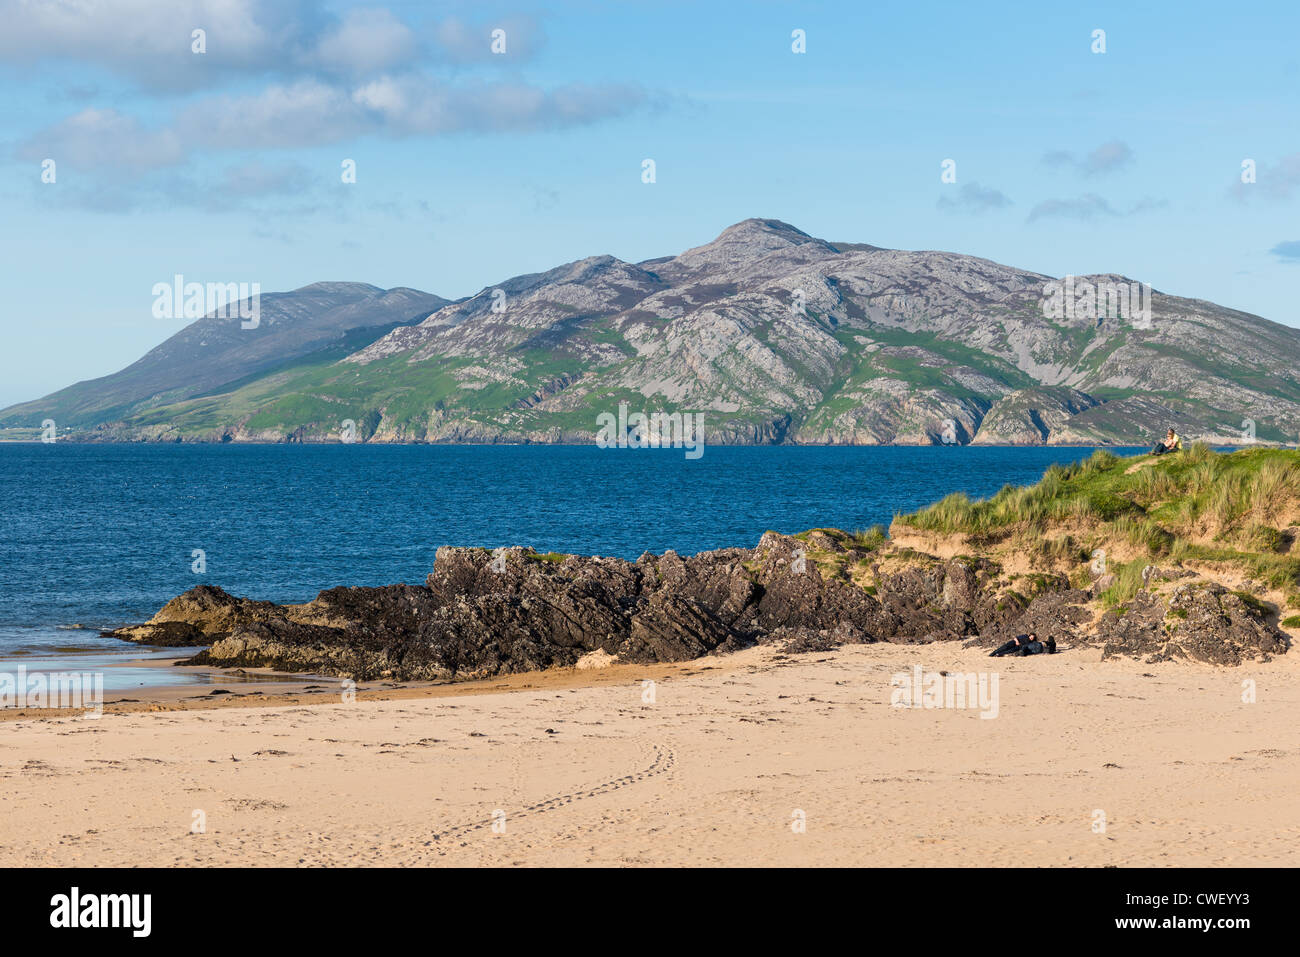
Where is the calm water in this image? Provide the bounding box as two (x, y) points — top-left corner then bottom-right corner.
(0, 443), (1140, 670)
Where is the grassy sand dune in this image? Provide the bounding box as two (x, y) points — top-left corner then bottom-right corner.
(896, 446), (1299, 601)
(881, 446), (1300, 642)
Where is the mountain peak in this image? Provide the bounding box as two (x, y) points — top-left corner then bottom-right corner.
(650, 218), (838, 282)
(292, 281), (385, 297)
(714, 218), (816, 244)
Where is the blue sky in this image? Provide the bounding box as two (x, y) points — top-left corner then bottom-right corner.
(1, 0), (1298, 407)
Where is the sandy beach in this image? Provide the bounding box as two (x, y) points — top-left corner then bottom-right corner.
(3, 641), (1297, 867)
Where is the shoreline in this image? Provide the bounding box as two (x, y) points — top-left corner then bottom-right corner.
(3, 631), (1292, 720)
(0, 650), (731, 720)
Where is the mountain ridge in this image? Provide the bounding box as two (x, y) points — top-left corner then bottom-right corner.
(4, 219), (1299, 446)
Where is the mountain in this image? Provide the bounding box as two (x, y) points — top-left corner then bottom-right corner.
(0, 283), (448, 431)
(5, 220), (1299, 445)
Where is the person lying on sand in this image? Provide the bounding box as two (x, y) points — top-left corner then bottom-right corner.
(1151, 427), (1183, 456)
(989, 633), (1057, 657)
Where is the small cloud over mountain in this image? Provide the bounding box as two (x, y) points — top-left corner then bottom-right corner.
(1232, 153), (1300, 203)
(1027, 193), (1116, 222)
(937, 182), (1013, 213)
(1041, 140), (1134, 176)
(1027, 193), (1164, 223)
(1270, 240), (1300, 263)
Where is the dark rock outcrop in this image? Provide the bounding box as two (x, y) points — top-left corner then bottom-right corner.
(106, 531), (1290, 679)
(105, 534), (959, 679)
(108, 536), (900, 680)
(962, 585), (1093, 649)
(1098, 583), (1290, 665)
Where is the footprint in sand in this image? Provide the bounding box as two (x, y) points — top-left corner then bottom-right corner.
(427, 740), (676, 844)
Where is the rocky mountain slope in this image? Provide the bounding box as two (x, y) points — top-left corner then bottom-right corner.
(6, 220), (1299, 445)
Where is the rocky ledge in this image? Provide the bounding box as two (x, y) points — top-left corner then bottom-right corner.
(104, 532), (1289, 680)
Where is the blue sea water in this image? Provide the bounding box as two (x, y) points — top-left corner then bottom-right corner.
(0, 443), (1141, 669)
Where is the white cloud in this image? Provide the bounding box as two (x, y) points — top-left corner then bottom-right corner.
(937, 182), (1013, 213)
(5, 1), (651, 194)
(1041, 140), (1134, 177)
(20, 77), (648, 170)
(1082, 140), (1134, 175)
(363, 78), (646, 136)
(0, 0), (327, 90)
(1027, 194), (1164, 223)
(182, 80), (365, 149)
(1270, 240), (1300, 263)
(434, 15), (543, 63)
(1233, 153), (1300, 203)
(17, 108), (185, 170)
(313, 7), (418, 77)
(0, 1), (547, 89)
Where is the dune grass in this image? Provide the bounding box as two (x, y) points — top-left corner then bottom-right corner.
(896, 444), (1300, 604)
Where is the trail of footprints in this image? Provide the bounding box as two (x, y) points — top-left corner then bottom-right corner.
(429, 739), (675, 844)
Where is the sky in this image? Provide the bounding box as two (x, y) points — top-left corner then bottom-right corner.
(1, 0), (1297, 407)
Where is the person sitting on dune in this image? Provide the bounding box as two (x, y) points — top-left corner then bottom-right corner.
(1151, 427), (1183, 456)
(989, 632), (1057, 657)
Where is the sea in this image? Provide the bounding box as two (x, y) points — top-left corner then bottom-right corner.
(0, 443), (1141, 690)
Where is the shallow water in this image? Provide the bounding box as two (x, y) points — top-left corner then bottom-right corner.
(3, 648), (198, 693)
